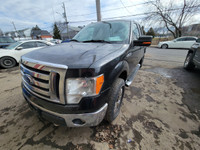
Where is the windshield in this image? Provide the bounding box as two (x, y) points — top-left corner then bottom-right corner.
(0, 37), (15, 43)
(73, 21), (130, 43)
(5, 41), (21, 50)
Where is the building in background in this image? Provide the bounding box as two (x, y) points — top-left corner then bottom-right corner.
(4, 28), (32, 40)
(4, 28), (52, 41)
(54, 22), (82, 40)
(3, 23), (82, 41)
(60, 26), (81, 40)
(31, 29), (53, 41)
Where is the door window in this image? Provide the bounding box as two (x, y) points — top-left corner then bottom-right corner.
(19, 42), (37, 49)
(132, 23), (140, 40)
(176, 38), (187, 41)
(36, 42), (48, 47)
(186, 37), (196, 41)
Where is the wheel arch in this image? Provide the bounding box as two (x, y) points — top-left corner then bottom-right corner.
(161, 43), (169, 48)
(0, 56), (18, 63)
(108, 60), (129, 85)
(188, 49), (194, 54)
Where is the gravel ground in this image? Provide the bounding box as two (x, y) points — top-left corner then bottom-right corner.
(0, 48), (200, 150)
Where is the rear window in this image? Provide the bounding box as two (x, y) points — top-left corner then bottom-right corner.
(186, 37), (196, 41)
(0, 37), (15, 43)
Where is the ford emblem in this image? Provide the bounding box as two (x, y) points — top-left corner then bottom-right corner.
(24, 74), (34, 85)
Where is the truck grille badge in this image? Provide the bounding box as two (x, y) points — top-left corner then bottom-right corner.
(24, 74), (34, 85)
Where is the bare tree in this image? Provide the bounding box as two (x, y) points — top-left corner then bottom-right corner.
(146, 0), (200, 38)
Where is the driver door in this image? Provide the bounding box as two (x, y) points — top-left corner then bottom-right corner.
(125, 23), (142, 74)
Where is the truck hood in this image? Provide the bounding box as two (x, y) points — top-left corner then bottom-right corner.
(22, 42), (125, 68)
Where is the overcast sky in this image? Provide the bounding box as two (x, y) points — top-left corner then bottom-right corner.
(0, 0), (199, 32)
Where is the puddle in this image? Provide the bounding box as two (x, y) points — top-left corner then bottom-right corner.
(144, 68), (172, 78)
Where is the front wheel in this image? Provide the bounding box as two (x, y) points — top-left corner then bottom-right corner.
(0, 57), (17, 69)
(161, 44), (168, 49)
(105, 78), (125, 123)
(184, 52), (195, 70)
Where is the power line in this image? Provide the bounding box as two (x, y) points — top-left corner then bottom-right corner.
(4, 4), (199, 31)
(69, 5), (200, 23)
(67, 1), (154, 17)
(119, 0), (132, 14)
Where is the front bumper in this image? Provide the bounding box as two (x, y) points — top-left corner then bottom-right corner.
(24, 93), (108, 127)
(157, 43), (162, 48)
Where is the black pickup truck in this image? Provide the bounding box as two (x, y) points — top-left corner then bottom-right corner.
(184, 38), (200, 70)
(20, 20), (152, 127)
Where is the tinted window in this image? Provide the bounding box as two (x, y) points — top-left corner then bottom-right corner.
(176, 38), (187, 41)
(132, 23), (140, 40)
(186, 37), (196, 41)
(5, 41), (22, 50)
(19, 42), (37, 49)
(36, 42), (48, 47)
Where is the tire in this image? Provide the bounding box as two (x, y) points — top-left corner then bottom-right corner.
(161, 44), (168, 49)
(0, 57), (17, 69)
(184, 52), (195, 70)
(105, 78), (125, 123)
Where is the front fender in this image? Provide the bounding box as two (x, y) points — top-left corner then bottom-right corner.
(0, 51), (19, 62)
(108, 60), (129, 86)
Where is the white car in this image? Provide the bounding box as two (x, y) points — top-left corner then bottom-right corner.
(0, 40), (54, 68)
(50, 39), (62, 44)
(158, 36), (197, 49)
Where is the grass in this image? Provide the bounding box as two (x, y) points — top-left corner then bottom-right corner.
(151, 37), (174, 45)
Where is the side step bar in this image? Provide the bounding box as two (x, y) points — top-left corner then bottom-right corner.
(125, 64), (140, 86)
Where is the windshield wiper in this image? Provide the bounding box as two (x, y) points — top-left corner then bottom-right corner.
(70, 39), (80, 42)
(102, 21), (112, 29)
(82, 40), (111, 43)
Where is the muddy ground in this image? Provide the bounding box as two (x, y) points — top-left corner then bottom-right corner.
(0, 47), (200, 150)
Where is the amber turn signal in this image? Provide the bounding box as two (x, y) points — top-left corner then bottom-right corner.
(142, 42), (151, 45)
(96, 75), (104, 94)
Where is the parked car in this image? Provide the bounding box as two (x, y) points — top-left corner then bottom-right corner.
(50, 39), (62, 44)
(20, 20), (152, 127)
(184, 38), (200, 70)
(61, 39), (71, 43)
(158, 36), (197, 49)
(0, 36), (16, 48)
(0, 40), (54, 68)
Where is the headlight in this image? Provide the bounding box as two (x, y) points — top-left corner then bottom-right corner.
(66, 74), (104, 104)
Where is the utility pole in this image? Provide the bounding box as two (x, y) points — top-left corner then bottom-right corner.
(62, 2), (70, 39)
(96, 0), (101, 21)
(11, 21), (20, 40)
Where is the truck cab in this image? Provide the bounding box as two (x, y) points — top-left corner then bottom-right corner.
(20, 20), (152, 127)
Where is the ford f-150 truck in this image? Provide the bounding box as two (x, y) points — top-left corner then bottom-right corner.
(20, 20), (152, 127)
(184, 38), (200, 70)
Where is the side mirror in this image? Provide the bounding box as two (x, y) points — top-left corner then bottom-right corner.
(16, 47), (23, 50)
(133, 36), (152, 46)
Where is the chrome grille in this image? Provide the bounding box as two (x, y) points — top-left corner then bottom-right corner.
(20, 57), (68, 104)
